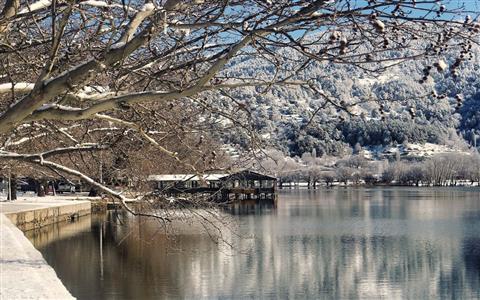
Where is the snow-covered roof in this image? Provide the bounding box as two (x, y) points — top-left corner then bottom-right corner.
(147, 174), (226, 182)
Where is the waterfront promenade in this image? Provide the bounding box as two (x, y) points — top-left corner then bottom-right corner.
(0, 196), (92, 299)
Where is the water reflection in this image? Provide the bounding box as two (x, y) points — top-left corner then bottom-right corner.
(28, 187), (480, 299)
(225, 198), (276, 215)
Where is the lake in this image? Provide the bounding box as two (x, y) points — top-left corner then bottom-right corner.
(27, 187), (480, 299)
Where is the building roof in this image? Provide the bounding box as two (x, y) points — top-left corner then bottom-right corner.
(148, 171), (277, 182)
(219, 170), (277, 181)
(147, 174), (226, 182)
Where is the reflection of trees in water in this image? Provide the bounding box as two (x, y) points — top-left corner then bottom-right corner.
(459, 211), (480, 299)
(30, 213), (189, 299)
(461, 237), (480, 296)
(225, 199), (276, 215)
(215, 235), (475, 299)
(280, 188), (480, 221)
(26, 216), (92, 249)
(29, 188), (480, 299)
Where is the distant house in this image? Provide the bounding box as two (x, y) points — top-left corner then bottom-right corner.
(148, 174), (226, 191)
(219, 170), (277, 201)
(148, 170), (277, 201)
(219, 170), (276, 189)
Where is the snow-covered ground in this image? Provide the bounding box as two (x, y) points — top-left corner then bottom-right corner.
(0, 195), (94, 299)
(0, 192), (91, 202)
(362, 143), (469, 160)
(0, 213), (74, 299)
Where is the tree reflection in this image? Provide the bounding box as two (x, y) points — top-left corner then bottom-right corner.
(28, 187), (480, 299)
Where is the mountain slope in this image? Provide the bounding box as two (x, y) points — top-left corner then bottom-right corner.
(217, 45), (480, 157)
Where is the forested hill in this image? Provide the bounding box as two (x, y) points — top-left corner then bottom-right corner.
(221, 45), (480, 157)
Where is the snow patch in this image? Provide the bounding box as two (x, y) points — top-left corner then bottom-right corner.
(358, 74), (398, 86)
(142, 2), (155, 11)
(0, 82), (34, 93)
(80, 0), (139, 12)
(0, 214), (74, 299)
(18, 0), (52, 14)
(110, 41), (126, 49)
(37, 104), (82, 111)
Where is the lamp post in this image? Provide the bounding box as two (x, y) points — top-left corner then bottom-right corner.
(8, 168), (11, 201)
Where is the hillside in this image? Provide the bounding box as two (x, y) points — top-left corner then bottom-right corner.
(216, 44), (480, 158)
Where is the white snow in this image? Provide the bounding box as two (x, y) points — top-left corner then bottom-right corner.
(18, 0), (52, 14)
(374, 19), (385, 32)
(179, 28), (191, 36)
(81, 85), (109, 94)
(147, 174), (226, 182)
(112, 2), (156, 46)
(364, 143), (469, 160)
(0, 213), (74, 299)
(80, 0), (138, 12)
(37, 104), (82, 112)
(141, 3), (155, 11)
(358, 74), (398, 86)
(0, 82), (34, 94)
(402, 142), (468, 157)
(74, 85), (113, 100)
(260, 133), (271, 139)
(110, 41), (126, 49)
(436, 59), (448, 71)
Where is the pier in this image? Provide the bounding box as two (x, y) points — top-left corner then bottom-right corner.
(149, 170), (277, 202)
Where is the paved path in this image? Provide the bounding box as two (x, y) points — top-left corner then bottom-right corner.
(0, 196), (97, 299)
(0, 195), (95, 214)
(0, 213), (74, 299)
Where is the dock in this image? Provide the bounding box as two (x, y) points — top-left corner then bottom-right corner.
(149, 170), (278, 203)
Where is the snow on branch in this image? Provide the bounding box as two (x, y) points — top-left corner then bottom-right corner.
(18, 0), (52, 14)
(0, 82), (35, 94)
(0, 149), (171, 221)
(25, 81), (305, 122)
(0, 21), (158, 133)
(39, 159), (171, 221)
(111, 2), (156, 48)
(79, 0), (138, 12)
(0, 144), (106, 159)
(37, 103), (83, 112)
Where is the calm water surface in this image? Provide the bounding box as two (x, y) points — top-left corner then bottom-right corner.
(27, 187), (480, 299)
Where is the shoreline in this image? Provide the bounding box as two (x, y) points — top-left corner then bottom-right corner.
(278, 183), (480, 189)
(0, 197), (92, 299)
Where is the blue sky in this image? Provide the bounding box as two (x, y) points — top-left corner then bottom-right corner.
(438, 1), (478, 13)
(460, 1), (479, 11)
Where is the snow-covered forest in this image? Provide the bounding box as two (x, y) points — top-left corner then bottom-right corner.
(219, 43), (480, 158)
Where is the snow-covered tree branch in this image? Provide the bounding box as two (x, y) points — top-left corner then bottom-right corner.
(0, 0), (478, 215)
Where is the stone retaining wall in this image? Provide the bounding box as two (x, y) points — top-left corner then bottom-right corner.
(4, 201), (91, 231)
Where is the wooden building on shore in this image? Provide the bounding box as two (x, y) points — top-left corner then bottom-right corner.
(148, 170), (277, 202)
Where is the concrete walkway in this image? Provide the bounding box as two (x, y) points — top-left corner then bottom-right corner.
(1, 197), (92, 231)
(0, 196), (95, 299)
(0, 214), (74, 299)
(0, 195), (95, 214)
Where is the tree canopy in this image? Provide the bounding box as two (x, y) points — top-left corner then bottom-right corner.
(0, 0), (478, 214)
